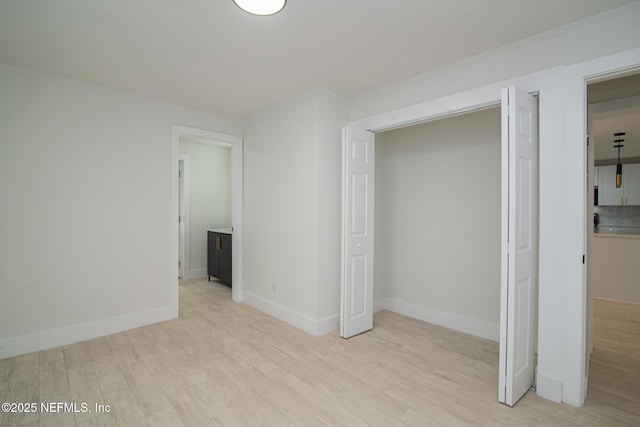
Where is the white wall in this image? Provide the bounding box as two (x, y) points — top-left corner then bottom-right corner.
(243, 88), (347, 334)
(179, 139), (231, 278)
(317, 90), (349, 321)
(243, 90), (319, 320)
(374, 108), (501, 340)
(0, 63), (241, 358)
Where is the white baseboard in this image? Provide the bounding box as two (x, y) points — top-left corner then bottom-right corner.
(317, 314), (340, 336)
(182, 268), (207, 280)
(242, 294), (497, 340)
(536, 372), (562, 403)
(374, 298), (386, 313)
(375, 297), (500, 342)
(242, 292), (338, 336)
(189, 268), (207, 279)
(0, 305), (177, 360)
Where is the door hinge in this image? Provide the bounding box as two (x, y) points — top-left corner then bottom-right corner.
(586, 134), (589, 146)
(582, 254), (585, 264)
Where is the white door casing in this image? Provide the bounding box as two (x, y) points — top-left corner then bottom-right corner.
(341, 127), (375, 338)
(178, 158), (185, 279)
(499, 86), (539, 406)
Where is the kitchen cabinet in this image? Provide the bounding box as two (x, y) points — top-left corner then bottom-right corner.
(207, 230), (232, 285)
(625, 163), (640, 205)
(596, 164), (640, 205)
(596, 165), (625, 205)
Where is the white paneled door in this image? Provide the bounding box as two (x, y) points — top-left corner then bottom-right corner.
(499, 86), (539, 406)
(341, 127), (375, 338)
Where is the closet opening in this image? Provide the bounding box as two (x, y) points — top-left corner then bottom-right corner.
(372, 105), (538, 402)
(341, 87), (539, 405)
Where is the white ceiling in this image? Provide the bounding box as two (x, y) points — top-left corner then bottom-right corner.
(0, 0), (637, 118)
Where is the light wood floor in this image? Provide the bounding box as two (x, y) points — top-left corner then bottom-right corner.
(588, 298), (640, 419)
(1, 280), (639, 426)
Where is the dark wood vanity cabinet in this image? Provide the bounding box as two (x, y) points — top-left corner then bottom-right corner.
(207, 231), (232, 285)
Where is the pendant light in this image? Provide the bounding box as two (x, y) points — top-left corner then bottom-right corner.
(614, 132), (625, 189)
(233, 0), (286, 16)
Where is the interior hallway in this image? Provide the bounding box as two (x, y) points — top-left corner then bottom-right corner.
(0, 279), (638, 426)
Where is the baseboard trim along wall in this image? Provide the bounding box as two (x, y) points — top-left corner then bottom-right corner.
(0, 305), (177, 360)
(375, 297), (500, 342)
(536, 372), (563, 403)
(242, 291), (339, 336)
(238, 293), (498, 340)
(188, 268), (208, 280)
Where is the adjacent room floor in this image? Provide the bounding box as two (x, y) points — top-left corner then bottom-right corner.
(1, 279), (638, 426)
(588, 298), (640, 418)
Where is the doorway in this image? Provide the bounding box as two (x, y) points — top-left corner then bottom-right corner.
(178, 136), (231, 281)
(171, 125), (244, 311)
(585, 72), (640, 409)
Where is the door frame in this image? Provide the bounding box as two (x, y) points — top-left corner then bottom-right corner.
(564, 53), (640, 403)
(347, 72), (548, 401)
(562, 48), (640, 406)
(178, 155), (190, 279)
(171, 125), (244, 307)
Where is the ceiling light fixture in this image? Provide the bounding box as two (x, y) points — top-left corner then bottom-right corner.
(614, 132), (625, 189)
(233, 0), (286, 16)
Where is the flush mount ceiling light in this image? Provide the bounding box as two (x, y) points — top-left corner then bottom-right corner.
(233, 0), (286, 16)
